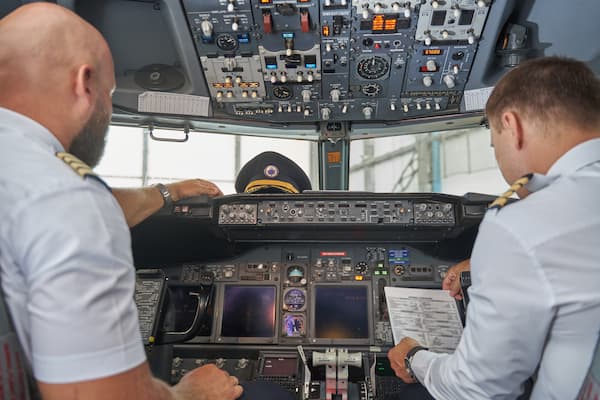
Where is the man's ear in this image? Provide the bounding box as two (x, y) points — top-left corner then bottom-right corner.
(73, 64), (95, 113)
(501, 110), (525, 150)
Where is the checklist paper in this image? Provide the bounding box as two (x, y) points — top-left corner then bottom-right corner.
(384, 287), (463, 353)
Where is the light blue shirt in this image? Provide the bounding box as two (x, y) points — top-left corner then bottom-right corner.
(0, 107), (146, 383)
(412, 137), (600, 399)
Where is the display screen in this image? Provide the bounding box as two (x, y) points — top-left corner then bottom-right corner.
(314, 286), (369, 339)
(423, 49), (443, 55)
(261, 357), (298, 376)
(221, 285), (276, 337)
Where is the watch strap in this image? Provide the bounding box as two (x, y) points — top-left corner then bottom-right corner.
(155, 183), (173, 208)
(405, 345), (428, 381)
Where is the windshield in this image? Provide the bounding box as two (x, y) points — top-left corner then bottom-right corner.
(97, 125), (506, 196)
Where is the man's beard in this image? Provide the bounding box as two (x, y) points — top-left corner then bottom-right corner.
(69, 100), (110, 168)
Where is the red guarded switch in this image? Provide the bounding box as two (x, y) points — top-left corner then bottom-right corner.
(263, 12), (273, 34)
(301, 11), (310, 33)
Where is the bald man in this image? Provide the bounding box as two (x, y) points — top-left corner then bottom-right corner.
(0, 4), (237, 400)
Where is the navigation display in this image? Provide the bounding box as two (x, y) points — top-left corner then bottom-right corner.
(314, 286), (369, 339)
(221, 285), (276, 337)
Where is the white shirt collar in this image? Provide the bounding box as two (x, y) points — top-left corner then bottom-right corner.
(0, 107), (65, 153)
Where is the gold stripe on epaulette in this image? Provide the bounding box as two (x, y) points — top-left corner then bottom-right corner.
(488, 173), (533, 210)
(56, 152), (111, 191)
(56, 152), (94, 178)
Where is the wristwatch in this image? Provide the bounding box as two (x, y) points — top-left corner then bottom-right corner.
(154, 183), (173, 208)
(404, 345), (428, 382)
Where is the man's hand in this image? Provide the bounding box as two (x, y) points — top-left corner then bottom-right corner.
(442, 259), (471, 300)
(387, 337), (422, 384)
(172, 364), (243, 400)
(167, 179), (223, 202)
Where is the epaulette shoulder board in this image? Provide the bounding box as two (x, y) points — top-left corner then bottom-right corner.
(488, 173), (532, 210)
(55, 152), (111, 191)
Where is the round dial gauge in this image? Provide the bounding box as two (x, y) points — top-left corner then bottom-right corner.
(216, 33), (238, 51)
(287, 265), (305, 284)
(272, 85), (293, 100)
(361, 83), (382, 97)
(283, 314), (305, 337)
(283, 288), (306, 311)
(357, 56), (389, 80)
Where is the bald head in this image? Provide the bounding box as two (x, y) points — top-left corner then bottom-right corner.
(0, 3), (115, 159)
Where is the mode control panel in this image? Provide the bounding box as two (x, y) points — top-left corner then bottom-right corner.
(217, 199), (456, 226)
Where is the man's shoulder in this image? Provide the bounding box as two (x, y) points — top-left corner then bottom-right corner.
(0, 144), (115, 228)
(485, 177), (597, 246)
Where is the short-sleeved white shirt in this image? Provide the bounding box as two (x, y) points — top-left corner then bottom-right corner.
(412, 138), (600, 399)
(0, 107), (146, 383)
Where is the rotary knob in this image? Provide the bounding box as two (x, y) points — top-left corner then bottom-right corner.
(426, 59), (437, 72)
(443, 74), (456, 88)
(361, 6), (369, 19)
(330, 89), (341, 102)
(362, 106), (373, 120)
(422, 76), (433, 87)
(424, 33), (432, 46)
(321, 107), (331, 120)
(301, 89), (311, 102)
(200, 20), (213, 38)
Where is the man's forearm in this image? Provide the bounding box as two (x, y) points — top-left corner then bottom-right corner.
(112, 187), (165, 228)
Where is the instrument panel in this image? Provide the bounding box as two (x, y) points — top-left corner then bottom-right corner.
(139, 243), (454, 399)
(182, 0), (492, 122)
(175, 243), (454, 344)
(134, 192), (488, 399)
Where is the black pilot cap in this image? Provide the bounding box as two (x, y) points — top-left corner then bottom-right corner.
(235, 151), (312, 194)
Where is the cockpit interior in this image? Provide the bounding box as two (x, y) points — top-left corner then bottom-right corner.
(2, 1), (599, 399)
